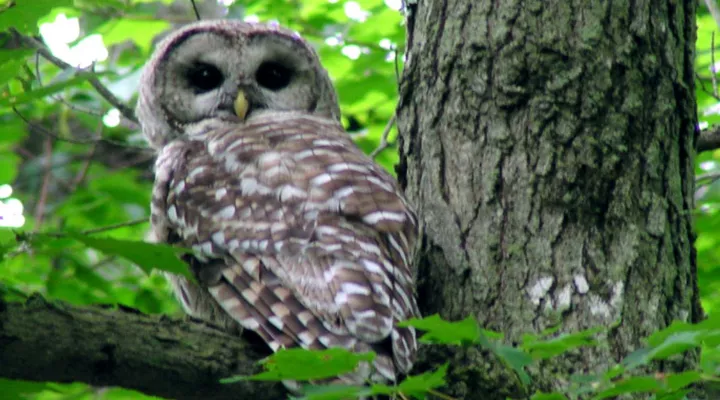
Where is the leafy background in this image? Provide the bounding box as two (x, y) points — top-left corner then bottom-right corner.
(2, 0), (720, 399)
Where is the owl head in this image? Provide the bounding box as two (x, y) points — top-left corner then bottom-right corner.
(136, 20), (341, 149)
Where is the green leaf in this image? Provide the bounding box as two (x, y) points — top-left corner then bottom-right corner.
(28, 233), (192, 280)
(663, 371), (703, 391)
(602, 364), (625, 380)
(397, 363), (449, 399)
(0, 119), (28, 149)
(622, 346), (654, 370)
(522, 327), (601, 359)
(646, 331), (701, 361)
(96, 19), (170, 53)
(0, 153), (20, 183)
(0, 0), (73, 34)
(620, 316), (720, 370)
(491, 343), (533, 386)
(71, 261), (115, 298)
(294, 384), (371, 400)
(655, 390), (690, 400)
(68, 234), (192, 280)
(0, 378), (51, 400)
(134, 288), (163, 314)
(592, 376), (662, 399)
(75, 0), (129, 11)
(398, 314), (481, 345)
(0, 50), (33, 86)
(222, 348), (375, 382)
(700, 343), (720, 375)
(0, 73), (94, 108)
(531, 392), (569, 400)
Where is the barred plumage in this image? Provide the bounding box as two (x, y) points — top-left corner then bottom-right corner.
(138, 20), (419, 386)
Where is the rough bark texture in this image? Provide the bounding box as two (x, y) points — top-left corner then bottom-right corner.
(0, 295), (285, 400)
(397, 1), (701, 398)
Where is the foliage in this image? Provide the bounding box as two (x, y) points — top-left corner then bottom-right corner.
(697, 8), (720, 315)
(1, 0), (720, 399)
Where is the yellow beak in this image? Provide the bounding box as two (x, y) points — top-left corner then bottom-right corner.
(234, 91), (249, 120)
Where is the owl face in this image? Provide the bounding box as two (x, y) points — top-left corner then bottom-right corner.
(136, 20), (340, 148)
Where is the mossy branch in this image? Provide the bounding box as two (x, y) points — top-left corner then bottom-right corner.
(0, 295), (286, 400)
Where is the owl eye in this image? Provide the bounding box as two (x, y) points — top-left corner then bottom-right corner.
(186, 63), (224, 93)
(256, 62), (292, 91)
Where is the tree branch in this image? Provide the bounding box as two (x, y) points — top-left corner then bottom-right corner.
(698, 125), (720, 152)
(10, 29), (138, 124)
(0, 295), (286, 400)
(370, 114), (397, 159)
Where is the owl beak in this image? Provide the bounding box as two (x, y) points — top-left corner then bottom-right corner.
(234, 91), (249, 120)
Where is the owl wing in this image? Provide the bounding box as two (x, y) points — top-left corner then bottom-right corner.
(150, 113), (419, 381)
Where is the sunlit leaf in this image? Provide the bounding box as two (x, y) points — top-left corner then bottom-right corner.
(398, 314), (480, 345)
(0, 153), (20, 182)
(96, 19), (170, 53)
(68, 234), (192, 279)
(0, 73), (94, 107)
(0, 378), (52, 399)
(222, 348), (375, 382)
(0, 0), (72, 34)
(397, 363), (448, 399)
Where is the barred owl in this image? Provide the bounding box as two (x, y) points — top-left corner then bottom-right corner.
(136, 20), (419, 385)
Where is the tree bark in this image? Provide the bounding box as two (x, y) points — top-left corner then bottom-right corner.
(0, 295), (285, 400)
(397, 1), (702, 398)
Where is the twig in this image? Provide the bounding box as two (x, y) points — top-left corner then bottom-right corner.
(368, 44), (403, 160)
(34, 218), (149, 239)
(89, 256), (119, 270)
(33, 136), (53, 232)
(13, 106), (89, 145)
(427, 389), (458, 400)
(696, 170), (720, 184)
(71, 142), (97, 190)
(108, 152), (156, 171)
(190, 0), (201, 20)
(697, 72), (720, 101)
(370, 114), (397, 159)
(393, 43), (401, 84)
(33, 49), (104, 117)
(79, 218), (149, 235)
(10, 29), (137, 123)
(14, 146), (35, 159)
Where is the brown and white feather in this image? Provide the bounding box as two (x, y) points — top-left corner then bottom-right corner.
(150, 112), (418, 382)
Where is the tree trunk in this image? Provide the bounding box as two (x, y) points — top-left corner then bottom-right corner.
(397, 1), (702, 398)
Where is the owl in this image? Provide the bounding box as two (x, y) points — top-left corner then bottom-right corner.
(135, 20), (419, 386)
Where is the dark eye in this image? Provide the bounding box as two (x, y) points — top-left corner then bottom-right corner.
(256, 61), (293, 91)
(186, 63), (224, 93)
